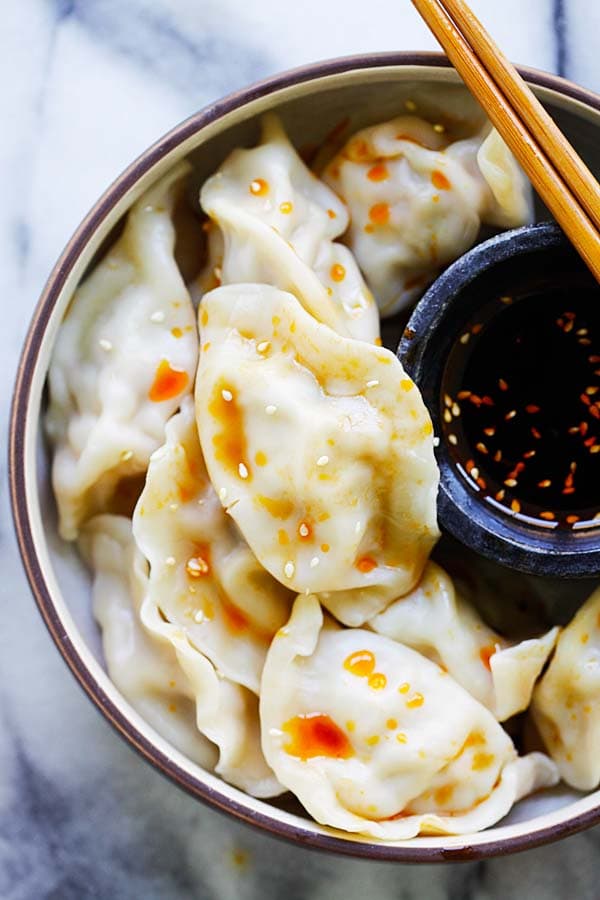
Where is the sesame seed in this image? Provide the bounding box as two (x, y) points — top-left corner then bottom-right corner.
(475, 442), (488, 454)
(99, 338), (113, 351)
(538, 479), (552, 488)
(221, 389), (233, 402)
(284, 561), (295, 579)
(165, 556), (176, 567)
(433, 123), (445, 133)
(299, 523), (310, 537)
(433, 436), (440, 447)
(316, 455), (329, 466)
(265, 405), (277, 415)
(257, 341), (270, 353)
(169, 503), (178, 512)
(452, 403), (460, 416)
(366, 380), (379, 388)
(504, 478), (518, 487)
(238, 462), (249, 479)
(219, 488), (227, 502)
(355, 521), (362, 534)
(444, 394), (452, 408)
(459, 332), (470, 345)
(405, 99), (417, 111)
(194, 610), (205, 623)
(443, 409), (452, 423)
(120, 449), (133, 461)
(310, 556), (320, 568)
(448, 434), (458, 445)
(505, 410), (517, 420)
(470, 466), (480, 479)
(150, 311), (165, 323)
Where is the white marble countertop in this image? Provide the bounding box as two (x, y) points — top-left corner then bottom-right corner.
(3, 1), (600, 897)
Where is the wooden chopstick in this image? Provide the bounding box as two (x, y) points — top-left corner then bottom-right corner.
(411, 0), (600, 284)
(440, 0), (600, 234)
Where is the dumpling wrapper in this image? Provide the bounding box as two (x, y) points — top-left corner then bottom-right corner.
(260, 594), (558, 840)
(47, 162), (199, 540)
(532, 585), (600, 790)
(195, 284), (439, 624)
(79, 514), (217, 771)
(199, 113), (380, 343)
(370, 562), (559, 721)
(323, 117), (532, 316)
(132, 397), (292, 694)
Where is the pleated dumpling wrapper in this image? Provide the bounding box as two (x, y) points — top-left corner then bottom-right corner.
(195, 284), (440, 624)
(199, 113), (380, 344)
(371, 562), (559, 721)
(531, 586), (600, 790)
(132, 397), (293, 695)
(47, 161), (198, 540)
(323, 117), (533, 316)
(79, 514), (216, 771)
(260, 594), (558, 839)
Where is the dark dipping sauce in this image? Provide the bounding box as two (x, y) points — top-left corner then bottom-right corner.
(441, 283), (600, 531)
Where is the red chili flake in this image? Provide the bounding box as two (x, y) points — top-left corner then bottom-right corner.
(589, 355), (600, 364)
(563, 487), (576, 495)
(469, 394), (483, 407)
(580, 422), (589, 435)
(525, 404), (540, 414)
(580, 393), (591, 407)
(540, 511), (556, 521)
(483, 427), (496, 436)
(591, 445), (600, 454)
(511, 499), (521, 513)
(494, 449), (502, 462)
(481, 396), (494, 406)
(538, 479), (552, 488)
(564, 311), (576, 320)
(586, 386), (599, 396)
(457, 390), (472, 400)
(579, 338), (592, 346)
(556, 317), (565, 329)
(475, 442), (488, 454)
(590, 406), (600, 420)
(523, 450), (536, 459)
(531, 427), (542, 439)
(584, 436), (596, 447)
(566, 515), (580, 525)
(498, 378), (508, 391)
(564, 320), (574, 333)
(466, 459), (475, 473)
(495, 489), (505, 501)
(476, 477), (487, 489)
(505, 410), (517, 420)
(471, 323), (483, 335)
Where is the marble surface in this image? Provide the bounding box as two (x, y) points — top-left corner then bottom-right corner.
(3, 1), (600, 897)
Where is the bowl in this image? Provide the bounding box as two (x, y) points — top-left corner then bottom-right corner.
(10, 51), (600, 862)
(400, 222), (600, 579)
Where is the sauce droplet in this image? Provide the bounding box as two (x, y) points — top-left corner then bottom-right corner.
(367, 163), (389, 182)
(249, 178), (268, 196)
(282, 714), (353, 760)
(148, 360), (189, 403)
(368, 202), (390, 226)
(431, 169), (451, 191)
(344, 650), (376, 678)
(208, 380), (251, 481)
(356, 556), (377, 573)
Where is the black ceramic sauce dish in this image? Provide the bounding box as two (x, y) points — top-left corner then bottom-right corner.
(399, 222), (600, 578)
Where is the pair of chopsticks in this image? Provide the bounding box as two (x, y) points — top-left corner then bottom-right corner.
(412, 0), (600, 283)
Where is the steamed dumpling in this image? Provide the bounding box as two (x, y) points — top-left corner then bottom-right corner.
(132, 397), (293, 694)
(79, 514), (216, 771)
(200, 113), (380, 343)
(260, 594), (558, 839)
(195, 284), (439, 625)
(532, 586), (600, 790)
(370, 562), (559, 721)
(323, 117), (533, 315)
(47, 162), (199, 539)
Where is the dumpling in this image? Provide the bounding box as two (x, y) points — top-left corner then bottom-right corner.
(79, 514), (217, 771)
(47, 162), (199, 540)
(140, 591), (283, 798)
(195, 283), (439, 624)
(260, 594), (558, 839)
(132, 397), (292, 694)
(200, 113), (380, 343)
(323, 117), (533, 315)
(531, 586), (600, 790)
(370, 562), (559, 721)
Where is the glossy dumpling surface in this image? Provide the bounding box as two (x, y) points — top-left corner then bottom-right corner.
(371, 562), (559, 721)
(133, 397), (292, 694)
(195, 284), (439, 623)
(200, 113), (380, 343)
(532, 586), (600, 790)
(260, 594), (558, 839)
(47, 162), (199, 539)
(323, 117), (532, 315)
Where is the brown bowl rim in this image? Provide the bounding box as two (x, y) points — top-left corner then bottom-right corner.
(9, 50), (600, 863)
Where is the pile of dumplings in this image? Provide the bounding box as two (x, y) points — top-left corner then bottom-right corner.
(46, 102), (600, 841)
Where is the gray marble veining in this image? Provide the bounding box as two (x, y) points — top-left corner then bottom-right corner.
(3, 1), (600, 897)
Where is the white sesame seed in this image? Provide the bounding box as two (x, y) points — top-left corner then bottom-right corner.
(316, 455), (329, 467)
(366, 380), (379, 388)
(284, 561), (295, 579)
(448, 434), (458, 445)
(99, 338), (113, 351)
(221, 389), (233, 402)
(405, 99), (417, 111)
(310, 556), (320, 568)
(219, 487), (228, 502)
(214, 266), (222, 280)
(257, 341), (271, 353)
(299, 523), (310, 537)
(120, 449), (133, 461)
(165, 556), (176, 567)
(194, 610), (205, 624)
(150, 311), (165, 323)
(433, 123), (445, 133)
(265, 405), (277, 415)
(355, 521), (361, 534)
(169, 503), (178, 512)
(238, 462), (249, 479)
(269, 727), (284, 737)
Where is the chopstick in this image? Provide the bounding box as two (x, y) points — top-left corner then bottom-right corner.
(411, 0), (600, 283)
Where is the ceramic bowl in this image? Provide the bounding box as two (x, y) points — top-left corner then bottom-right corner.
(10, 52), (600, 862)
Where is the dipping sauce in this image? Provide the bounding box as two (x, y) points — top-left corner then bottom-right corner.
(441, 286), (600, 530)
